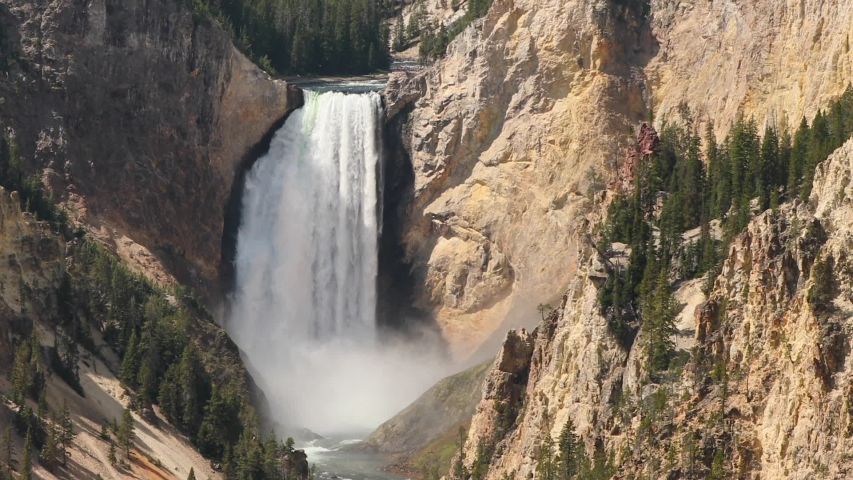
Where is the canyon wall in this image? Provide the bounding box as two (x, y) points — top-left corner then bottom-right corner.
(456, 136), (853, 479)
(385, 0), (655, 355)
(0, 189), (217, 479)
(0, 0), (299, 292)
(386, 0), (853, 356)
(381, 0), (853, 476)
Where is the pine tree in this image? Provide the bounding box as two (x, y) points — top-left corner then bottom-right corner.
(179, 343), (204, 435)
(452, 426), (468, 479)
(187, 467), (196, 480)
(758, 125), (780, 209)
(158, 363), (182, 425)
(787, 117), (810, 194)
(708, 449), (726, 480)
(642, 271), (678, 373)
(10, 342), (30, 405)
(108, 442), (117, 466)
(262, 431), (281, 479)
(59, 398), (74, 465)
(557, 419), (581, 480)
(1, 426), (12, 474)
(801, 109), (830, 199)
(393, 16), (407, 51)
(119, 331), (141, 387)
(37, 387), (48, 419)
(536, 434), (556, 480)
(40, 418), (58, 472)
(21, 429), (32, 480)
(117, 408), (135, 458)
(406, 8), (421, 39)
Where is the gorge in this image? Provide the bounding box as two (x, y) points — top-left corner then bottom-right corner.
(1, 0), (853, 479)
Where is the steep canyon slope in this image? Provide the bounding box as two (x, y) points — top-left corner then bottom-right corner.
(0, 0), (299, 292)
(380, 0), (853, 477)
(456, 136), (853, 480)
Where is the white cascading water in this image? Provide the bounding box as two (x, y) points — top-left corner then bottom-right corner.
(228, 91), (442, 435)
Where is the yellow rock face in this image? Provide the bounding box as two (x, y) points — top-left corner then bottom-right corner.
(390, 0), (853, 357)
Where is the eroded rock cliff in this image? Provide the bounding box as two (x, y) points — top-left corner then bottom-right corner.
(385, 0), (655, 355)
(385, 0), (853, 359)
(379, 0), (853, 476)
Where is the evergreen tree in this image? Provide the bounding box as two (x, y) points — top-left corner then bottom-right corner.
(40, 418), (58, 472)
(119, 331), (141, 387)
(117, 408), (135, 457)
(262, 431), (282, 479)
(801, 109), (830, 199)
(179, 343), (204, 435)
(708, 449), (726, 480)
(557, 419), (581, 480)
(787, 117), (810, 194)
(159, 364), (182, 425)
(59, 398), (74, 465)
(758, 125), (780, 209)
(727, 116), (759, 202)
(452, 426), (468, 480)
(1, 426), (12, 475)
(406, 8), (421, 39)
(37, 387), (48, 420)
(393, 16), (406, 51)
(21, 430), (32, 480)
(108, 442), (117, 466)
(11, 341), (31, 405)
(187, 467), (197, 480)
(536, 434), (556, 480)
(642, 271), (678, 373)
(828, 84), (853, 147)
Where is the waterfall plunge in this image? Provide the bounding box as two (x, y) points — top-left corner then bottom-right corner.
(228, 91), (443, 435)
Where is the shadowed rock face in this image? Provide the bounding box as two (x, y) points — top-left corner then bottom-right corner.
(0, 187), (64, 368)
(0, 0), (298, 294)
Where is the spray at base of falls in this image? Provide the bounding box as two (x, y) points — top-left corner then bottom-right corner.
(227, 91), (446, 435)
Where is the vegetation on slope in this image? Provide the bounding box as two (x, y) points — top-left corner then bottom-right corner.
(0, 135), (68, 234)
(408, 0), (494, 63)
(598, 85), (853, 376)
(1, 233), (307, 479)
(182, 0), (392, 75)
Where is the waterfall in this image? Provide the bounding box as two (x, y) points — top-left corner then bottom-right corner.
(229, 91), (440, 435)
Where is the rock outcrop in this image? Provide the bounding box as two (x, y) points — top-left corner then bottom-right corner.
(0, 0), (299, 293)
